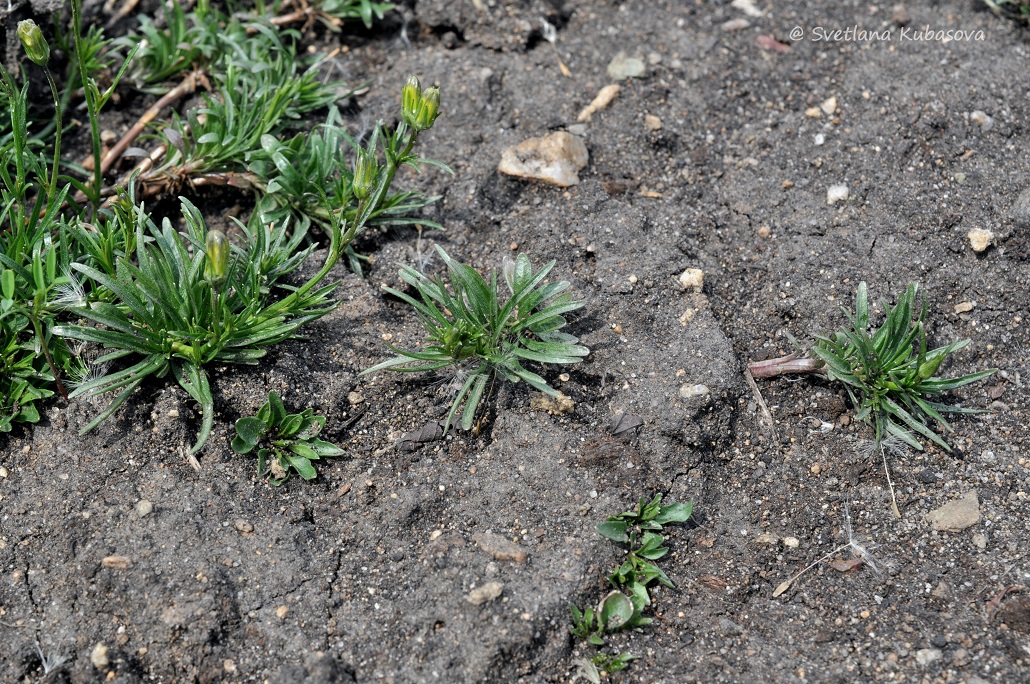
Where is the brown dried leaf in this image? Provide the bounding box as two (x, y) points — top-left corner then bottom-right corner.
(773, 579), (793, 597)
(829, 557), (865, 573)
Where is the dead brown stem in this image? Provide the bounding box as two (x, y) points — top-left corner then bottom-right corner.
(99, 70), (202, 177)
(748, 352), (824, 379)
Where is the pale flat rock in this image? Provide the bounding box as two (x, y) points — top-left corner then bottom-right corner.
(498, 132), (588, 187)
(926, 490), (980, 532)
(607, 52), (646, 80)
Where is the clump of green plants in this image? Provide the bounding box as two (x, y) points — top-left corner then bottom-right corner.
(982, 0), (1030, 25)
(570, 494), (693, 682)
(363, 248), (589, 431)
(0, 0), (445, 446)
(231, 391), (344, 485)
(749, 282), (994, 514)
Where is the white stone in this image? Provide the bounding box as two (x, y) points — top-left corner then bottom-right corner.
(679, 384), (710, 399)
(967, 228), (994, 253)
(827, 184), (850, 205)
(467, 581), (504, 605)
(678, 268), (704, 291)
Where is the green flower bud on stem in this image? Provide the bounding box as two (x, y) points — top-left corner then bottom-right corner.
(401, 75), (422, 129)
(352, 148), (378, 201)
(413, 86), (441, 131)
(18, 20), (50, 67)
(204, 230), (229, 289)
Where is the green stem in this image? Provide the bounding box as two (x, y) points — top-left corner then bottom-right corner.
(28, 311), (67, 400)
(42, 67), (61, 204)
(70, 0), (102, 214)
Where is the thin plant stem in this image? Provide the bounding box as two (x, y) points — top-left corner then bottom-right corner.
(28, 312), (67, 400)
(41, 68), (62, 202)
(71, 0), (103, 214)
(880, 440), (902, 519)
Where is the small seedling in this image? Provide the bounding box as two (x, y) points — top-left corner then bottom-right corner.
(773, 503), (881, 597)
(231, 391), (345, 485)
(749, 282), (994, 515)
(569, 495), (692, 680)
(595, 494), (693, 623)
(574, 651), (636, 684)
(363, 248), (588, 431)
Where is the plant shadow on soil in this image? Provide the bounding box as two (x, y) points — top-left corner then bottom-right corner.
(2, 0), (1030, 682)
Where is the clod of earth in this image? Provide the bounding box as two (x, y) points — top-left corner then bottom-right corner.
(497, 131), (589, 187)
(967, 227), (995, 253)
(577, 84), (621, 123)
(925, 490), (981, 532)
(473, 532), (528, 562)
(467, 581), (504, 606)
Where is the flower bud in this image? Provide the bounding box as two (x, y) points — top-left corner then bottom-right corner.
(401, 75), (422, 128)
(18, 20), (50, 67)
(352, 148), (378, 201)
(204, 230), (229, 288)
(413, 86), (441, 131)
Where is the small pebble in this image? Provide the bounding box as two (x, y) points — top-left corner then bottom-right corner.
(347, 391), (364, 405)
(167, 409), (179, 418)
(721, 18), (751, 31)
(805, 107), (822, 118)
(91, 643), (109, 668)
(135, 499), (154, 517)
(969, 110), (993, 131)
(757, 225), (771, 238)
(827, 184), (850, 205)
(644, 114), (663, 131)
(972, 533), (987, 550)
(467, 581), (504, 605)
(783, 537), (800, 549)
(0, 467), (7, 478)
(915, 648), (942, 665)
(810, 463), (821, 475)
(101, 555), (133, 570)
(967, 228), (994, 253)
(100, 130), (118, 143)
(576, 84), (621, 123)
(678, 268), (704, 291)
(820, 96), (837, 115)
(814, 133), (825, 146)
(679, 384), (710, 399)
(607, 52), (646, 80)
(276, 605), (289, 619)
(953, 301), (975, 314)
(234, 520), (254, 535)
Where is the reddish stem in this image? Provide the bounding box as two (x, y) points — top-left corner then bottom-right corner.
(748, 352), (824, 379)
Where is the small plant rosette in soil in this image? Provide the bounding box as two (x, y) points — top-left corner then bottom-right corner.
(363, 247), (589, 431)
(569, 494), (692, 681)
(750, 281), (995, 452)
(231, 391), (345, 485)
